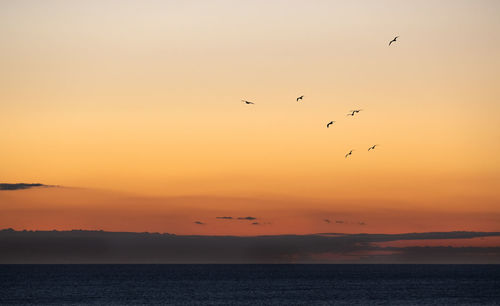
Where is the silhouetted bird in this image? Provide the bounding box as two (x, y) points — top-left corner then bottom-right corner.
(241, 100), (254, 104)
(326, 121), (335, 128)
(324, 219), (331, 224)
(296, 95), (304, 102)
(368, 144), (378, 151)
(389, 36), (399, 46)
(347, 109), (362, 116)
(345, 150), (354, 159)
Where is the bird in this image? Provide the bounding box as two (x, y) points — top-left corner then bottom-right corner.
(326, 121), (335, 128)
(296, 95), (304, 102)
(345, 150), (354, 159)
(347, 109), (362, 116)
(241, 100), (254, 104)
(368, 144), (378, 151)
(389, 36), (399, 46)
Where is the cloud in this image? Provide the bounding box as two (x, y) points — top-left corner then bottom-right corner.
(251, 222), (260, 225)
(359, 222), (366, 226)
(194, 221), (205, 225)
(215, 216), (257, 221)
(324, 219), (331, 224)
(0, 183), (55, 191)
(335, 220), (344, 224)
(1, 230), (499, 263)
(237, 217), (257, 220)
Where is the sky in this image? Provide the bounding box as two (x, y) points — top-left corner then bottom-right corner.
(1, 0), (499, 237)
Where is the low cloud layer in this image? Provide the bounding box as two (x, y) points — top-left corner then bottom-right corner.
(0, 183), (54, 191)
(1, 229), (499, 264)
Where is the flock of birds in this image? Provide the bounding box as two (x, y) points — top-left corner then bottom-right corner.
(239, 36), (399, 159)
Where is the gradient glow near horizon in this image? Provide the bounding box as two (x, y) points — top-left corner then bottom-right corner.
(1, 0), (499, 235)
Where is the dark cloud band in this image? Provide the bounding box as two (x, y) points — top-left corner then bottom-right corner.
(1, 230), (499, 264)
(0, 183), (54, 191)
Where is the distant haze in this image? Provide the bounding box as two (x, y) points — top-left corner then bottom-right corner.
(1, 229), (500, 264)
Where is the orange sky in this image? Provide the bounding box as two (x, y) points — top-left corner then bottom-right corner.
(1, 0), (499, 235)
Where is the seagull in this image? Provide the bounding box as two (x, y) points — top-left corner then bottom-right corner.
(241, 100), (254, 104)
(345, 150), (354, 159)
(347, 109), (362, 116)
(389, 36), (399, 46)
(326, 121), (335, 128)
(296, 95), (304, 102)
(368, 144), (378, 151)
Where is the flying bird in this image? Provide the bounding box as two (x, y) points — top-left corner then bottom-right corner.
(345, 150), (354, 159)
(324, 219), (331, 224)
(241, 100), (254, 104)
(389, 36), (399, 46)
(347, 109), (362, 116)
(368, 144), (378, 151)
(326, 121), (335, 128)
(296, 95), (304, 102)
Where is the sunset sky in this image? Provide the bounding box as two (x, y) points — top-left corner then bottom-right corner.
(1, 0), (499, 236)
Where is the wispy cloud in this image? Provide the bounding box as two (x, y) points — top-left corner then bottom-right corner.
(215, 216), (258, 221)
(237, 217), (257, 220)
(0, 183), (55, 191)
(194, 221), (205, 225)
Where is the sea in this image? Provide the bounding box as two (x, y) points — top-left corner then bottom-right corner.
(1, 265), (499, 305)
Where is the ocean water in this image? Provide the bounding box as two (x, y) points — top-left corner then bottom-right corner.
(1, 265), (499, 305)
